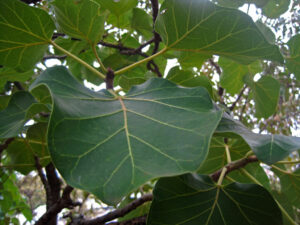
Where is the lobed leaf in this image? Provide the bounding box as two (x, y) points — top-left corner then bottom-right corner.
(30, 66), (223, 204)
(0, 0), (55, 71)
(155, 0), (283, 64)
(148, 174), (282, 225)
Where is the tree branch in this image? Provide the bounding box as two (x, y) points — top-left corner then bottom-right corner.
(35, 185), (79, 225)
(229, 85), (247, 111)
(72, 193), (153, 225)
(43, 55), (67, 61)
(106, 215), (147, 225)
(0, 138), (14, 158)
(210, 155), (259, 182)
(34, 156), (51, 202)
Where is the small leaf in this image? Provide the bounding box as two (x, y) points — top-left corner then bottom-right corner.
(0, 68), (33, 90)
(286, 34), (300, 80)
(0, 92), (36, 138)
(155, 0), (283, 64)
(215, 113), (300, 164)
(0, 0), (55, 71)
(148, 174), (282, 225)
(5, 123), (50, 175)
(262, 0), (290, 18)
(219, 58), (262, 95)
(52, 0), (107, 44)
(30, 66), (222, 204)
(95, 0), (138, 15)
(252, 76), (280, 118)
(166, 66), (213, 96)
(175, 51), (211, 69)
(131, 8), (153, 38)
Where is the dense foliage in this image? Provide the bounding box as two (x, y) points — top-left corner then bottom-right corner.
(0, 0), (299, 224)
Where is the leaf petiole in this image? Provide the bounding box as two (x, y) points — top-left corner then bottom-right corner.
(114, 47), (168, 75)
(50, 40), (106, 79)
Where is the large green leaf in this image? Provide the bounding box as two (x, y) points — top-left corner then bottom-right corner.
(147, 174), (282, 225)
(0, 92), (36, 138)
(30, 66), (222, 204)
(252, 76), (280, 118)
(215, 113), (300, 164)
(5, 123), (50, 175)
(155, 0), (283, 64)
(0, 0), (55, 71)
(95, 0), (138, 16)
(286, 34), (300, 80)
(219, 58), (262, 95)
(272, 165), (300, 209)
(52, 0), (107, 44)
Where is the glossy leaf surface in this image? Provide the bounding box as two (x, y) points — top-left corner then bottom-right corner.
(155, 0), (283, 64)
(148, 174), (282, 225)
(0, 0), (55, 71)
(30, 66), (223, 204)
(215, 113), (300, 164)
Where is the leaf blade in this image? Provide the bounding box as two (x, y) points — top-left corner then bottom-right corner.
(30, 66), (223, 204)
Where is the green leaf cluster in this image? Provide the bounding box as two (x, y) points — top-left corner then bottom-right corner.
(0, 0), (299, 224)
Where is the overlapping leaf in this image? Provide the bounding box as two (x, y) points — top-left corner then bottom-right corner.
(215, 113), (300, 164)
(252, 76), (280, 118)
(219, 58), (262, 95)
(0, 68), (33, 90)
(272, 165), (300, 209)
(262, 0), (290, 18)
(155, 0), (283, 64)
(286, 34), (300, 80)
(52, 0), (107, 44)
(166, 66), (213, 96)
(198, 137), (270, 189)
(0, 92), (36, 138)
(148, 174), (282, 225)
(30, 66), (223, 204)
(95, 0), (138, 16)
(0, 0), (55, 71)
(4, 123), (50, 175)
